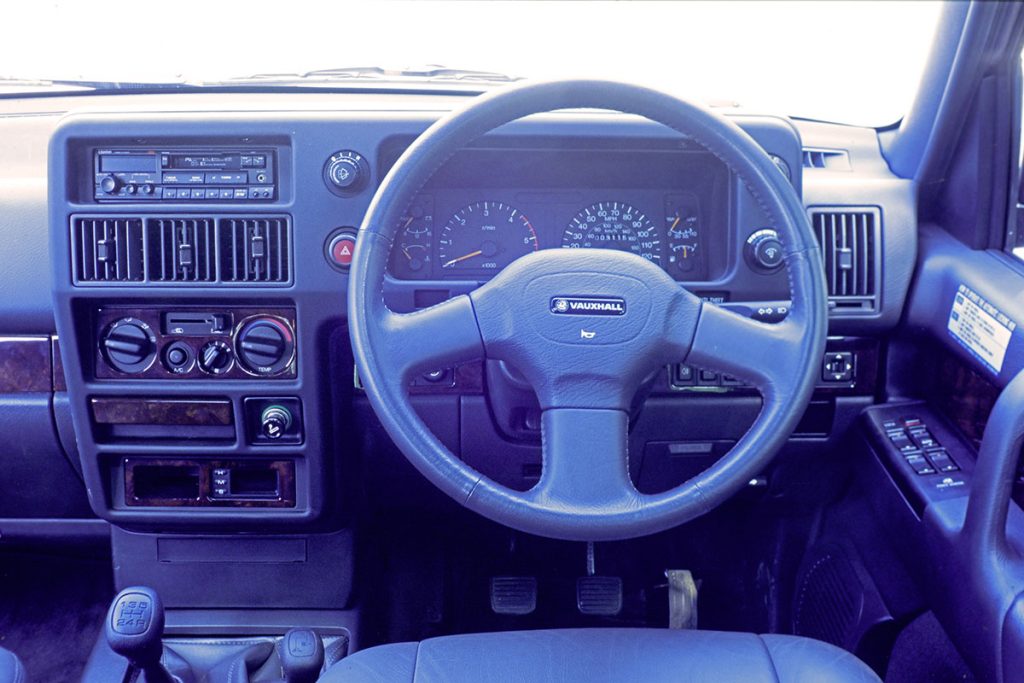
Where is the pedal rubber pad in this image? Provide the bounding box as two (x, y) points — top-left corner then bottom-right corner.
(490, 576), (537, 615)
(577, 576), (623, 616)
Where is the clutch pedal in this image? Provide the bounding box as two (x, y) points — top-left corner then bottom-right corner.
(490, 576), (537, 615)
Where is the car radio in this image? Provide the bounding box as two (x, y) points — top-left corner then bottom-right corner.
(94, 148), (277, 201)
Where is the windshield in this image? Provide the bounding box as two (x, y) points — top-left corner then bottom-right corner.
(4, 0), (944, 127)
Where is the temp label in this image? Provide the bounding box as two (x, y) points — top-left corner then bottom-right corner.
(948, 284), (1016, 375)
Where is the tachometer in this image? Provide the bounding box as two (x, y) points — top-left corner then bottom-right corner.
(562, 201), (661, 263)
(438, 201), (538, 273)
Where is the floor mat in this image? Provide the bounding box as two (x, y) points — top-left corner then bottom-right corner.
(885, 611), (974, 683)
(0, 549), (114, 682)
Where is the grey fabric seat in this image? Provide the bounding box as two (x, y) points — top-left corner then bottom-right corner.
(319, 628), (880, 683)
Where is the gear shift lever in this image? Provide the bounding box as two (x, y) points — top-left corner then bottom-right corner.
(280, 628), (324, 683)
(105, 586), (175, 683)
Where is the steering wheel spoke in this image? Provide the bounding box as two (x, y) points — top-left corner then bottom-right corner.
(527, 408), (640, 514)
(686, 302), (803, 396)
(381, 295), (485, 381)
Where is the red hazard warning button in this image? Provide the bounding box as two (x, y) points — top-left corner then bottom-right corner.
(327, 232), (357, 270)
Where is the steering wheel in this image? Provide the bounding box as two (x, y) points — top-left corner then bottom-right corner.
(349, 80), (827, 541)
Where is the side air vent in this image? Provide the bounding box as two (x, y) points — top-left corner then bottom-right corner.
(811, 208), (880, 313)
(802, 148), (851, 171)
(146, 218), (215, 282)
(73, 217), (145, 283)
(219, 217), (291, 283)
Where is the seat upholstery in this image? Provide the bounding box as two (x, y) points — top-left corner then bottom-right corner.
(320, 628), (879, 683)
(0, 647), (26, 683)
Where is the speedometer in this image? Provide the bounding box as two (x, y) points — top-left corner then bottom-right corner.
(561, 201), (661, 263)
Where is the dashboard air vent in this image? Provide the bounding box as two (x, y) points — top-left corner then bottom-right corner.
(147, 218), (215, 282)
(811, 208), (879, 313)
(73, 217), (144, 283)
(219, 217), (291, 283)
(802, 148), (851, 171)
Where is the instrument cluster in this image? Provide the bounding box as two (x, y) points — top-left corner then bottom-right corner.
(389, 190), (707, 281)
(383, 145), (729, 283)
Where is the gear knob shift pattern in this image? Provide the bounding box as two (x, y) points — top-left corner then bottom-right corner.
(280, 628), (324, 683)
(106, 586), (174, 683)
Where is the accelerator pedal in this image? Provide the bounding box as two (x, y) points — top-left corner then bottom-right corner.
(490, 576), (537, 615)
(666, 569), (699, 629)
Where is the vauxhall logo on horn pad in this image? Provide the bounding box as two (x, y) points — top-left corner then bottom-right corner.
(550, 296), (626, 316)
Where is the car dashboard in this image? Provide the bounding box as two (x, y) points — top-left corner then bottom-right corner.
(0, 92), (912, 536)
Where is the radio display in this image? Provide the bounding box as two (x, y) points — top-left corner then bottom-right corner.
(99, 154), (155, 173)
(167, 154), (240, 170)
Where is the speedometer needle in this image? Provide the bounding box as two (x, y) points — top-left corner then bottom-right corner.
(441, 250), (483, 268)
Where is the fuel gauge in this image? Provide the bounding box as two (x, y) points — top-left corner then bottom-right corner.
(665, 192), (702, 277)
(390, 195), (434, 278)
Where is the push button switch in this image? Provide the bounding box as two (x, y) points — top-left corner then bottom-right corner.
(926, 449), (959, 473)
(906, 454), (937, 476)
(822, 351), (855, 383)
(325, 229), (358, 271)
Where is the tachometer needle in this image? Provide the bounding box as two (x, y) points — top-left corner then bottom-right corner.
(442, 250), (483, 268)
(669, 215), (681, 231)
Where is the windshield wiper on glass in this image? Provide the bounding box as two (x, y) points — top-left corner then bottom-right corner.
(0, 76), (199, 95)
(210, 65), (523, 86)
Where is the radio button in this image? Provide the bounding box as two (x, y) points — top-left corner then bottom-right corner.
(162, 188), (177, 199)
(233, 188), (248, 199)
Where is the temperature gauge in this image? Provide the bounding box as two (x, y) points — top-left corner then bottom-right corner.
(665, 193), (702, 277)
(390, 195), (434, 278)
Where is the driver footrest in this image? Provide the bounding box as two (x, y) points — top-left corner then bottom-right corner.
(490, 576), (537, 615)
(577, 576), (623, 616)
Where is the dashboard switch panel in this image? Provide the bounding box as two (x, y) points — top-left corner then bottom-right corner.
(94, 305), (296, 380)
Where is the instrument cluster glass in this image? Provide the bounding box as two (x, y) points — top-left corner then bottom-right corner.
(384, 147), (727, 282)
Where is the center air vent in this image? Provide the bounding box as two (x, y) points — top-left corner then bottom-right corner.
(71, 214), (291, 286)
(147, 218), (215, 282)
(73, 217), (144, 283)
(219, 217), (290, 283)
(810, 208), (880, 313)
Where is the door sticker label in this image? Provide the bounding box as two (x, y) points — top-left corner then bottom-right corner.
(948, 284), (1015, 375)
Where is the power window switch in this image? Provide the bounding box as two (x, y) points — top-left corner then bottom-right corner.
(906, 454), (937, 476)
(926, 449), (959, 473)
(888, 431), (915, 452)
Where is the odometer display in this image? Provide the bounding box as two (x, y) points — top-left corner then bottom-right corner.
(438, 201), (538, 273)
(561, 201), (661, 263)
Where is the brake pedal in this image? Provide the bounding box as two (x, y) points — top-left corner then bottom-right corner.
(666, 569), (699, 629)
(577, 575), (623, 616)
(490, 576), (537, 615)
(576, 542), (623, 616)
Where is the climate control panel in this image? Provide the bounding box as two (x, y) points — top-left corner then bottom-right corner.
(94, 305), (297, 380)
